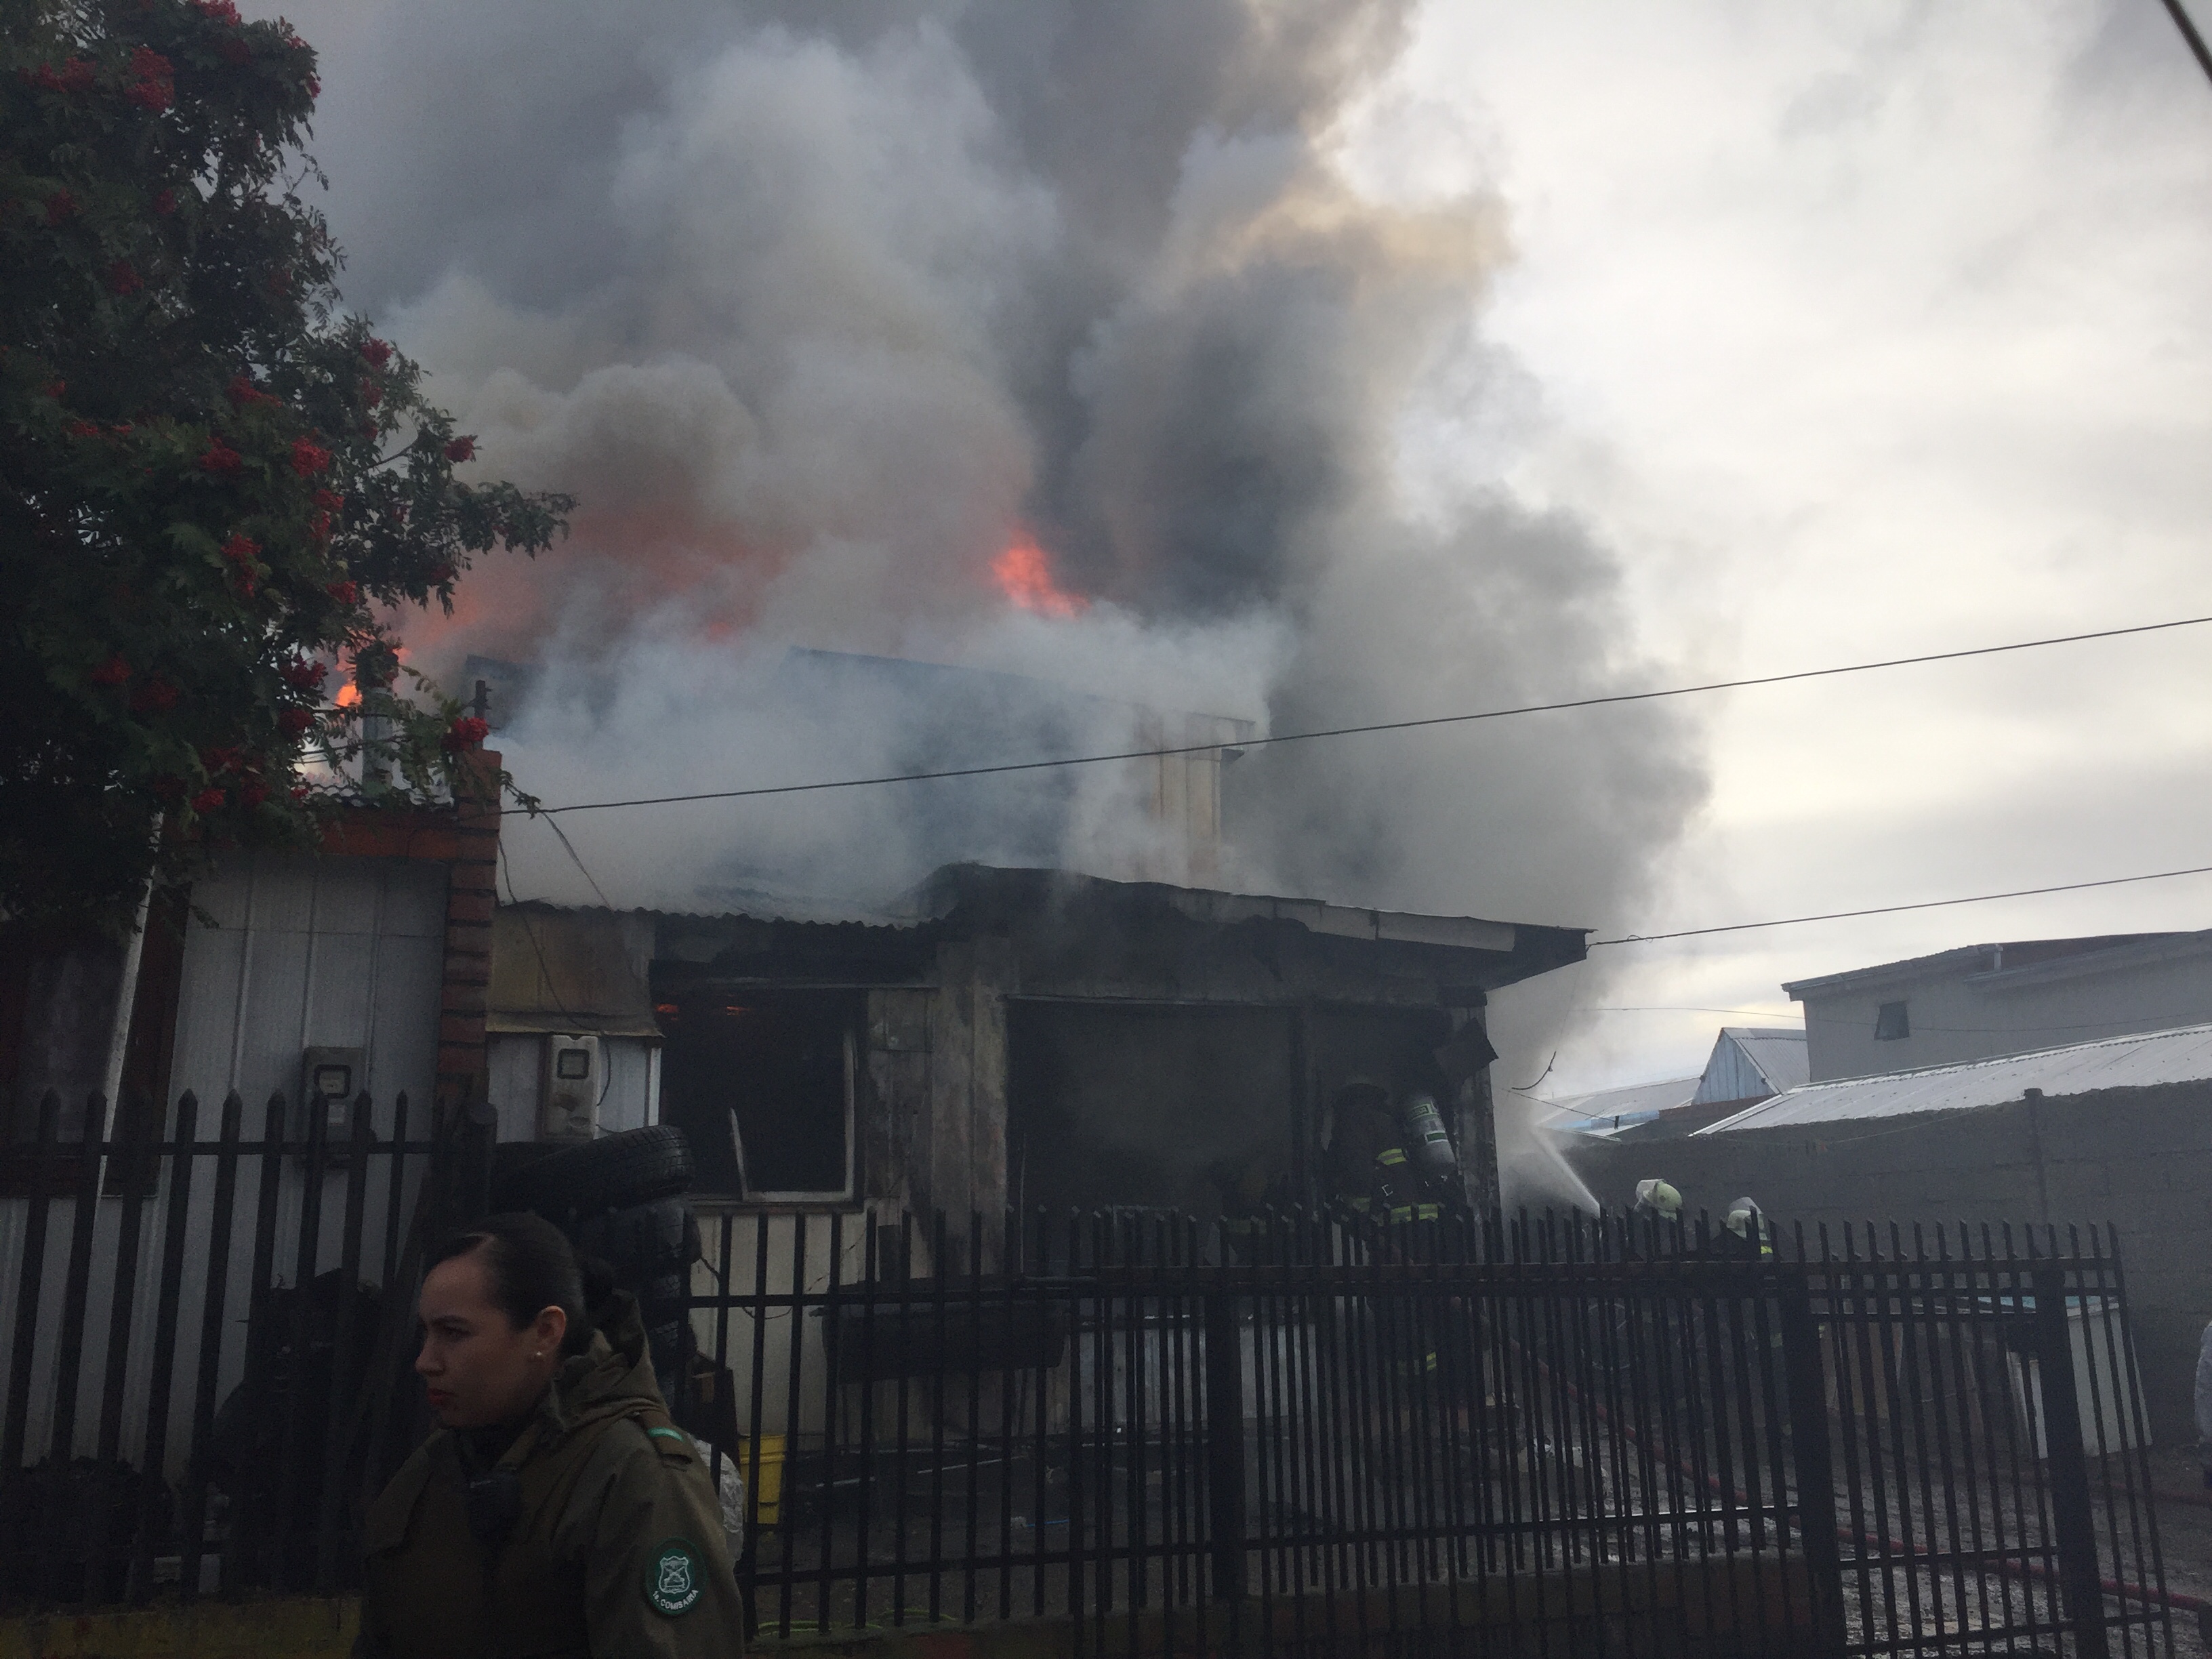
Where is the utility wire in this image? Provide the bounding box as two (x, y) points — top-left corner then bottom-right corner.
(2158, 0), (2212, 89)
(531, 612), (2212, 817)
(1589, 861), (2212, 946)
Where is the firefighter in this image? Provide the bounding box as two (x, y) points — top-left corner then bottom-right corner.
(1322, 1077), (1394, 1221)
(356, 1212), (745, 1658)
(1721, 1195), (1776, 1261)
(1209, 1158), (1290, 1264)
(1631, 1178), (1682, 1227)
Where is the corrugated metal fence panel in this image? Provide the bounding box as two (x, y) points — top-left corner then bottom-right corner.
(171, 848), (445, 1115)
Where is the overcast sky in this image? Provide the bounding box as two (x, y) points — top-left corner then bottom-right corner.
(1380, 2), (2212, 1095)
(269, 1), (2212, 1101)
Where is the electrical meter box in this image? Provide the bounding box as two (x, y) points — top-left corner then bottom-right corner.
(540, 1033), (602, 1142)
(299, 1046), (367, 1151)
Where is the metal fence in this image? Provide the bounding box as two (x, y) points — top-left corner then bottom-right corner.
(0, 1097), (2177, 1656)
(0, 1086), (485, 1607)
(699, 1209), (2172, 1658)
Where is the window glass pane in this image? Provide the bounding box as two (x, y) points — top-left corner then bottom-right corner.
(1874, 1000), (1910, 1041)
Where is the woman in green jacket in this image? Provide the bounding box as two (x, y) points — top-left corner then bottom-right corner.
(357, 1212), (745, 1658)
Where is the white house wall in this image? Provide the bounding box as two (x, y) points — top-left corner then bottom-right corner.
(487, 1033), (661, 1145)
(0, 849), (447, 1481)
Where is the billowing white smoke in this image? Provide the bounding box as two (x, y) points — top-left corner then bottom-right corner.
(290, 0), (1706, 1176)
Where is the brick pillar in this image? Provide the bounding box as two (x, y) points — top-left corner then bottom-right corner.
(434, 750), (501, 1120)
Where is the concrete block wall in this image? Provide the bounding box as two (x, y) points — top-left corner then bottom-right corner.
(1568, 1080), (2212, 1443)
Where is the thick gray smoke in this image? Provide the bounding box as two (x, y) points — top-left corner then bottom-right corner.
(284, 0), (1706, 1140)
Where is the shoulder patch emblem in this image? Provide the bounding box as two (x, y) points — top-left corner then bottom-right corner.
(647, 1537), (704, 1616)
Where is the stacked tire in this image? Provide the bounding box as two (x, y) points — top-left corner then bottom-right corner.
(509, 1126), (701, 1406)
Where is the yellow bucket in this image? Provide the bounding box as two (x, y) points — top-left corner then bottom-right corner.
(739, 1433), (785, 1528)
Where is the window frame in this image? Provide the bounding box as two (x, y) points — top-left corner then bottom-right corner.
(1873, 1000), (1911, 1042)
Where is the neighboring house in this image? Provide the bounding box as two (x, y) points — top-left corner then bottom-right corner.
(1569, 1020), (2212, 1441)
(1693, 1025), (1807, 1107)
(1784, 930), (2212, 1083)
(1539, 1025), (1808, 1144)
(487, 864), (1589, 1231)
(0, 766), (501, 1482)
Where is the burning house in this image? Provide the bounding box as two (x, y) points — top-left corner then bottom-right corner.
(489, 863), (1586, 1232)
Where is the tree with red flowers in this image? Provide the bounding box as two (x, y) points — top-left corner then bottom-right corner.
(1, 0), (571, 930)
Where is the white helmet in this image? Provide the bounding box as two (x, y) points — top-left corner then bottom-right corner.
(1633, 1179), (1682, 1221)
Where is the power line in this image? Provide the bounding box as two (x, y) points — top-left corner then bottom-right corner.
(1589, 861), (2212, 947)
(531, 612), (2212, 817)
(2158, 0), (2212, 90)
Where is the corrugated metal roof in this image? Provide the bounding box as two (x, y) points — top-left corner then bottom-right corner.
(1780, 935), (2179, 998)
(1539, 1076), (1701, 1136)
(1694, 1019), (2212, 1134)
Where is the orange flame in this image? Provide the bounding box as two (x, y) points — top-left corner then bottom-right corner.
(991, 533), (1086, 619)
(335, 682), (361, 709)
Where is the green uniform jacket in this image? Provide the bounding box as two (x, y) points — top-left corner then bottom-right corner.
(356, 1292), (745, 1658)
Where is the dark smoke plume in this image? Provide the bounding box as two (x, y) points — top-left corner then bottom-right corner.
(281, 0), (1707, 1130)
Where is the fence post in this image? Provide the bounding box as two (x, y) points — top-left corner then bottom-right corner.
(1778, 1267), (1847, 1659)
(1202, 1288), (1248, 1607)
(2032, 1263), (2112, 1659)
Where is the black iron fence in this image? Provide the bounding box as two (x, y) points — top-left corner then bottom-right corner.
(0, 1097), (2177, 1657)
(697, 1209), (2172, 1658)
(0, 1086), (487, 1607)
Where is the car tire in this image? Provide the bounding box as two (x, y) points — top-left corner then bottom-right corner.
(573, 1195), (697, 1275)
(516, 1125), (694, 1220)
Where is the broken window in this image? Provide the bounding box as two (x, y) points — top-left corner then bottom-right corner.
(1874, 1000), (1910, 1042)
(657, 991), (855, 1201)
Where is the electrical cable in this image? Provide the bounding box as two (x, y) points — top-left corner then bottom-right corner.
(1587, 861), (2212, 946)
(2158, 0), (2212, 89)
(528, 612), (2212, 816)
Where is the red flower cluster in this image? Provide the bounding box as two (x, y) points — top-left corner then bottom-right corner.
(42, 380), (65, 398)
(289, 436), (332, 476)
(44, 188), (75, 224)
(130, 677), (180, 714)
(220, 532), (258, 565)
(362, 382), (382, 408)
(197, 438), (243, 474)
(200, 744), (241, 773)
(153, 188), (176, 216)
(309, 510), (331, 542)
(305, 75), (321, 98)
(89, 655), (131, 687)
(221, 37), (253, 66)
(280, 655), (326, 691)
(24, 59), (96, 94)
(240, 779), (270, 808)
(278, 708), (316, 738)
(359, 337), (393, 369)
(192, 0), (244, 22)
(313, 487), (344, 512)
(190, 787), (225, 813)
(106, 261), (142, 295)
(443, 434), (476, 464)
(325, 579), (359, 605)
(443, 716), (490, 752)
(125, 49), (173, 111)
(151, 776), (185, 805)
(64, 419), (100, 438)
(228, 374), (279, 407)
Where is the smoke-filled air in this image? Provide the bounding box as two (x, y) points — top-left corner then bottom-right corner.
(291, 0), (1706, 1088)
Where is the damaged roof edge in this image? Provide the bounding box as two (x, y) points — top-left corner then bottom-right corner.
(913, 864), (1584, 957)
